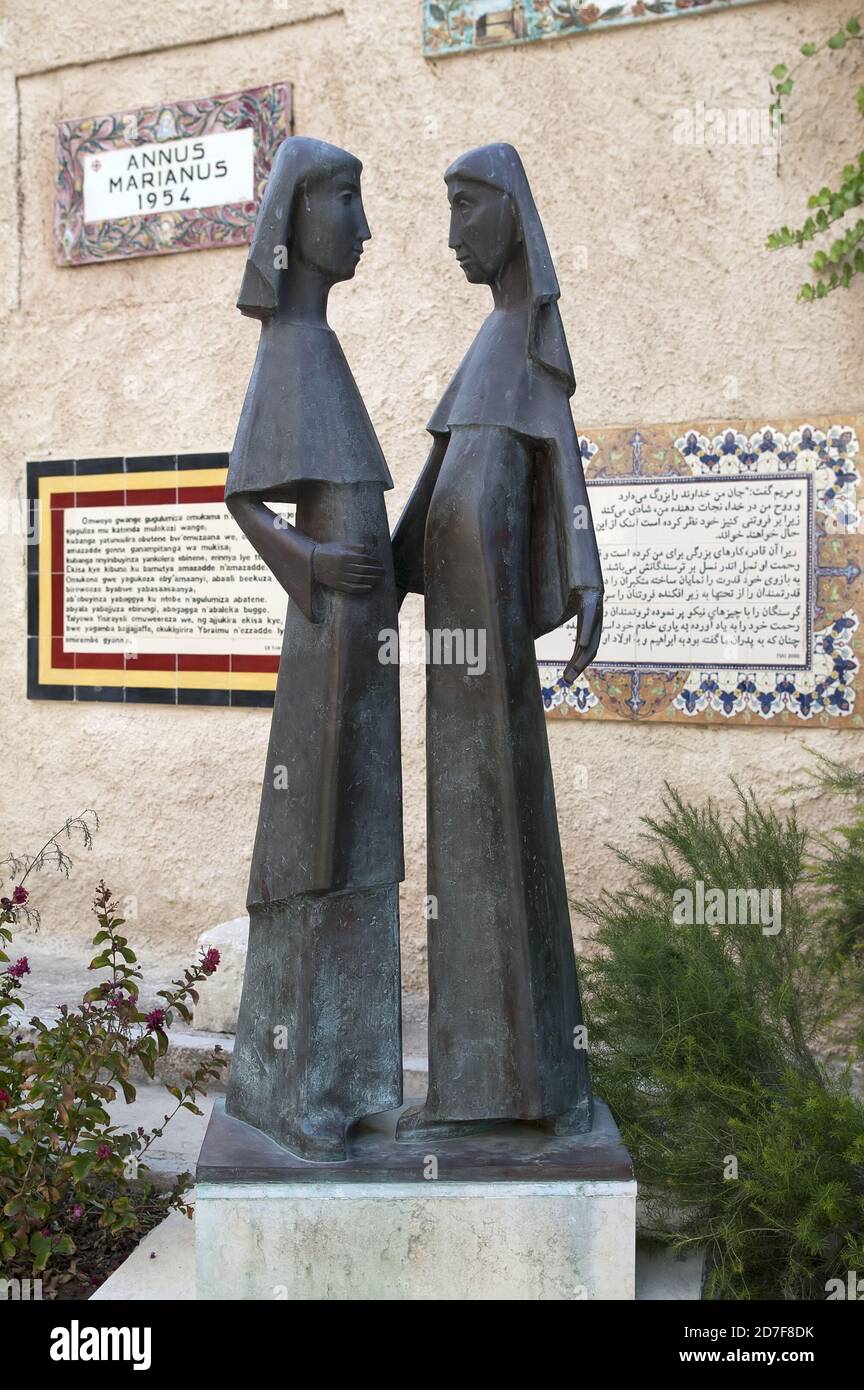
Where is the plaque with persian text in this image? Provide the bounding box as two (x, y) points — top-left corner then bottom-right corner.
(538, 417), (863, 725)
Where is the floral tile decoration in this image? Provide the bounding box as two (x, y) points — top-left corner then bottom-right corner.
(55, 82), (293, 266)
(423, 0), (772, 58)
(539, 418), (864, 726)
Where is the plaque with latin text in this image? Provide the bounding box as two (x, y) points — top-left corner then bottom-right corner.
(54, 83), (293, 267)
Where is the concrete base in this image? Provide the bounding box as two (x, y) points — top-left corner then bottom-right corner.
(195, 1099), (635, 1300)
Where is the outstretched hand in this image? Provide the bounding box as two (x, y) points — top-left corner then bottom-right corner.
(561, 589), (603, 684)
(313, 542), (384, 594)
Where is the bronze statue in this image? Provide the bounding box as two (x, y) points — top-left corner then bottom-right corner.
(392, 144), (604, 1141)
(224, 137), (403, 1161)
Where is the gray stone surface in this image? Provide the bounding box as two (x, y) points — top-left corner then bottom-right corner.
(190, 916), (249, 1034)
(196, 1175), (636, 1301)
(90, 1209), (195, 1302)
(91, 1208), (699, 1301)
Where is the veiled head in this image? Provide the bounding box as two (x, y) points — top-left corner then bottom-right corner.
(443, 143), (575, 395)
(238, 137), (370, 319)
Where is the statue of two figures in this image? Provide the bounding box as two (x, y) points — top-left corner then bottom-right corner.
(224, 137), (604, 1162)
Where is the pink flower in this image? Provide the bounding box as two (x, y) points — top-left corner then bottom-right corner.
(7, 956), (30, 979)
(11, 886), (28, 905)
(0, 1088), (10, 1108)
(145, 1008), (165, 1032)
(71, 1204), (83, 1219)
(96, 1142), (112, 1160)
(201, 948), (220, 976)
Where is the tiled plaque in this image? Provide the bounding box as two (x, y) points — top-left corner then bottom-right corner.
(423, 1), (772, 58)
(55, 83), (293, 266)
(27, 456), (283, 707)
(27, 421), (864, 723)
(540, 417), (864, 726)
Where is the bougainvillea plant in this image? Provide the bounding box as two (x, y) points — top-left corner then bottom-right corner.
(0, 815), (225, 1294)
(766, 16), (864, 301)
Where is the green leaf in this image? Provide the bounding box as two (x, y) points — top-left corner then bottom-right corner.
(72, 1152), (94, 1179)
(846, 17), (861, 35)
(827, 31), (848, 49)
(800, 42), (818, 57)
(29, 1232), (51, 1270)
(772, 64), (789, 80)
(429, 3), (445, 21)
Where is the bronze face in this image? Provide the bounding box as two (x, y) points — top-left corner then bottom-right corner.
(292, 169), (371, 283)
(446, 175), (521, 285)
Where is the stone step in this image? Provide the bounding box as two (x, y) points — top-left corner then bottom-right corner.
(127, 1026), (429, 1095)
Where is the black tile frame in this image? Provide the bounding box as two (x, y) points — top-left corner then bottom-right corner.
(26, 454), (275, 710)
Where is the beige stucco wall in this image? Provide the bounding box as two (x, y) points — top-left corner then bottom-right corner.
(1, 0), (862, 986)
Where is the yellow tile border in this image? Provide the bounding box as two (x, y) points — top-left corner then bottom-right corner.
(36, 467), (276, 692)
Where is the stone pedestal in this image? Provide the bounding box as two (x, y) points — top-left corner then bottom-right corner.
(195, 1099), (635, 1300)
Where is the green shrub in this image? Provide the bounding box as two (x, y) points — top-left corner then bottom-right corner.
(0, 817), (226, 1296)
(808, 753), (864, 966)
(766, 15), (864, 301)
(580, 784), (864, 1300)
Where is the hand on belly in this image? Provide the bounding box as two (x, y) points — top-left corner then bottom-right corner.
(312, 541), (384, 593)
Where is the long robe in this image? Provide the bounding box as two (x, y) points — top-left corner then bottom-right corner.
(224, 319), (403, 1160)
(392, 305), (601, 1134)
